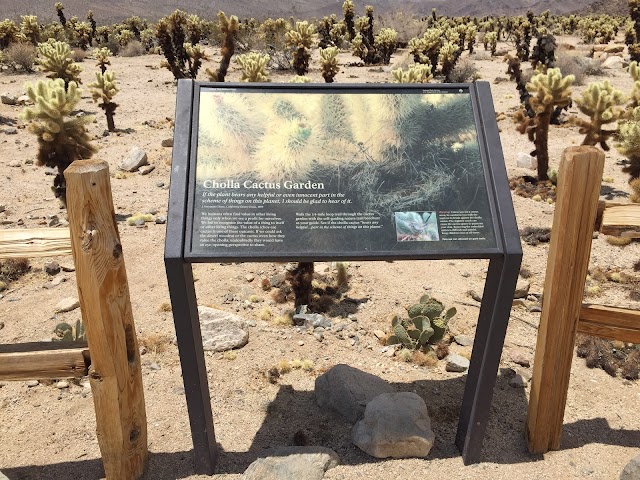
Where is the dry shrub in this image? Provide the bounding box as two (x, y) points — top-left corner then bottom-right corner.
(606, 236), (632, 246)
(0, 258), (30, 283)
(378, 11), (427, 46)
(412, 350), (439, 367)
(555, 54), (604, 86)
(4, 42), (36, 72)
(71, 49), (87, 62)
(158, 302), (172, 312)
(121, 40), (145, 57)
(630, 178), (640, 203)
(139, 333), (172, 355)
(577, 335), (640, 380)
(261, 278), (271, 291)
(447, 58), (479, 83)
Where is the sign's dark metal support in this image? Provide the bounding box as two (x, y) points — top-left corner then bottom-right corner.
(165, 80), (521, 473)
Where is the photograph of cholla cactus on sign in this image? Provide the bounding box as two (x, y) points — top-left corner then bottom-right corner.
(191, 88), (497, 258)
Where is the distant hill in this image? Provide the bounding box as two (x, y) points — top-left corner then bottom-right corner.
(0, 0), (615, 24)
(577, 0), (629, 16)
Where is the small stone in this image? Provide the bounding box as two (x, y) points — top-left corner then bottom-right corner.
(529, 305), (542, 313)
(138, 164), (155, 175)
(119, 146), (149, 172)
(621, 453), (640, 480)
(0, 205), (5, 213)
(454, 334), (474, 347)
(446, 354), (470, 372)
(468, 290), (483, 302)
(1, 93), (18, 105)
(604, 44), (624, 54)
(149, 363), (161, 371)
(269, 273), (286, 288)
(26, 380), (39, 387)
(512, 298), (528, 308)
(156, 181), (165, 188)
(16, 94), (30, 105)
(9, 160), (21, 167)
(514, 279), (531, 299)
(198, 306), (249, 352)
(509, 350), (531, 368)
(509, 374), (528, 388)
(155, 215), (167, 224)
(293, 313), (332, 329)
(161, 138), (174, 147)
(241, 446), (340, 480)
(602, 55), (624, 69)
(314, 332), (324, 342)
(516, 152), (537, 170)
(373, 330), (387, 340)
(4, 127), (17, 135)
(59, 263), (75, 272)
(245, 274), (255, 282)
(56, 380), (69, 389)
(44, 261), (61, 276)
(298, 340), (305, 346)
(352, 392), (435, 458)
(48, 215), (60, 227)
(54, 297), (80, 313)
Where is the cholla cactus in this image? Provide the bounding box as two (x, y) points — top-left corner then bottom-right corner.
(205, 12), (239, 82)
(20, 16), (40, 45)
(439, 40), (460, 82)
(530, 30), (557, 71)
(36, 41), (82, 90)
(158, 9), (210, 80)
(408, 28), (442, 68)
(0, 19), (19, 49)
(94, 46), (111, 74)
(74, 21), (92, 50)
(484, 31), (498, 55)
(289, 75), (311, 83)
(285, 21), (317, 76)
(117, 28), (134, 47)
(391, 63), (433, 83)
(22, 79), (96, 205)
(518, 68), (574, 181)
(236, 52), (270, 82)
(87, 10), (96, 44)
(54, 2), (66, 28)
(466, 24), (477, 54)
(320, 46), (339, 83)
(89, 71), (118, 131)
(342, 0), (355, 41)
(573, 80), (625, 149)
(616, 106), (640, 183)
(628, 61), (640, 109)
(374, 28), (397, 65)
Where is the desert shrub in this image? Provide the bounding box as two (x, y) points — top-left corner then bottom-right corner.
(4, 42), (36, 72)
(555, 54), (604, 86)
(0, 258), (30, 284)
(447, 58), (479, 83)
(378, 11), (426, 46)
(120, 40), (145, 57)
(71, 48), (87, 62)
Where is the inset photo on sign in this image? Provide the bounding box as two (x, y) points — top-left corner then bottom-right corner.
(394, 211), (439, 242)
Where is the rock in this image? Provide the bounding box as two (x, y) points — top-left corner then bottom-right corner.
(119, 146), (149, 172)
(468, 290), (483, 302)
(138, 164), (155, 175)
(293, 313), (332, 329)
(198, 306), (249, 352)
(245, 274), (255, 282)
(241, 446), (340, 480)
(514, 279), (531, 299)
(352, 392), (435, 459)
(314, 332), (324, 342)
(602, 56), (624, 69)
(517, 152), (537, 170)
(60, 263), (75, 272)
(604, 45), (624, 54)
(0, 205), (5, 213)
(529, 305), (542, 313)
(9, 160), (21, 167)
(509, 350), (531, 368)
(621, 453), (640, 480)
(454, 334), (474, 347)
(26, 380), (39, 387)
(373, 330), (387, 340)
(44, 261), (61, 276)
(1, 93), (17, 105)
(269, 273), (286, 288)
(48, 215), (60, 227)
(446, 354), (470, 372)
(149, 362), (161, 371)
(56, 380), (69, 389)
(54, 297), (80, 313)
(5, 128), (17, 135)
(161, 138), (174, 147)
(16, 94), (30, 105)
(155, 215), (166, 224)
(512, 298), (528, 308)
(315, 364), (395, 423)
(509, 374), (528, 388)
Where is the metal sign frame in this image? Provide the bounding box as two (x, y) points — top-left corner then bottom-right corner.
(165, 79), (522, 474)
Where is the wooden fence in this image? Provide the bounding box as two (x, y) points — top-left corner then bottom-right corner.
(0, 160), (147, 479)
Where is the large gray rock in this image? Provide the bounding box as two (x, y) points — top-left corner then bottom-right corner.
(119, 146), (149, 172)
(352, 392), (435, 459)
(198, 306), (249, 352)
(445, 354), (470, 372)
(242, 446), (340, 480)
(1, 93), (18, 105)
(621, 453), (640, 480)
(602, 55), (625, 69)
(315, 364), (395, 423)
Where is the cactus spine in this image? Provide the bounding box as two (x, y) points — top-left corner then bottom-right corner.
(89, 71), (119, 131)
(22, 79), (96, 206)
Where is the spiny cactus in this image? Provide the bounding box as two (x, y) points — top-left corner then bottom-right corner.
(0, 19), (19, 49)
(94, 46), (110, 74)
(531, 29), (556, 71)
(117, 28), (134, 47)
(484, 31), (498, 55)
(516, 68), (574, 181)
(439, 40), (461, 82)
(36, 41), (82, 91)
(391, 63), (433, 83)
(89, 71), (118, 131)
(374, 28), (398, 65)
(387, 294), (456, 351)
(55, 2), (66, 28)
(343, 0), (356, 41)
(320, 46), (339, 83)
(629, 61), (640, 109)
(289, 75), (311, 83)
(236, 52), (270, 82)
(157, 9), (210, 80)
(285, 21), (317, 76)
(408, 28), (442, 69)
(87, 10), (96, 44)
(22, 79), (96, 205)
(616, 106), (640, 183)
(205, 12), (239, 82)
(466, 24), (477, 54)
(20, 16), (40, 45)
(572, 80), (625, 149)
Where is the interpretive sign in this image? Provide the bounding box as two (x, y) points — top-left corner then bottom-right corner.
(165, 80), (522, 474)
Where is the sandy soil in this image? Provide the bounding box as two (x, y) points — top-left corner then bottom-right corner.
(0, 34), (639, 480)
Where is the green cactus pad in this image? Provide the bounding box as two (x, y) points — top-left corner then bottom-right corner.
(431, 317), (447, 343)
(386, 335), (399, 346)
(418, 327), (435, 346)
(421, 299), (444, 319)
(407, 303), (424, 318)
(411, 315), (429, 332)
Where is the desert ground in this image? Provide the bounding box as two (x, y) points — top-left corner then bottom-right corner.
(0, 31), (639, 480)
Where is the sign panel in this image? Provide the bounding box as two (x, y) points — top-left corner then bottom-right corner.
(185, 84), (499, 259)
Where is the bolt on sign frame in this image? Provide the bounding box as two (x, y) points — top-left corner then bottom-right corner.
(165, 79), (522, 474)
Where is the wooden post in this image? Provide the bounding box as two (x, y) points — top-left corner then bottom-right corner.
(65, 160), (147, 479)
(527, 146), (605, 453)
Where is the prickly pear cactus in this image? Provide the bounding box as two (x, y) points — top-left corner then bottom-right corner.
(36, 41), (82, 90)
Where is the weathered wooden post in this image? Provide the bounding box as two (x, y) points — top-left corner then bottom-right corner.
(65, 159), (148, 479)
(527, 146), (605, 453)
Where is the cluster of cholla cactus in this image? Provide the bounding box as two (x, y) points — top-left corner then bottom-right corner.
(89, 71), (119, 131)
(512, 18), (533, 61)
(55, 2), (67, 28)
(319, 46), (339, 82)
(387, 295), (456, 351)
(236, 52), (270, 82)
(0, 19), (19, 49)
(22, 79), (96, 205)
(206, 12), (239, 82)
(530, 28), (556, 71)
(350, 5), (398, 65)
(407, 20), (467, 81)
(572, 80), (625, 149)
(157, 9), (208, 80)
(20, 16), (40, 45)
(630, 0), (640, 62)
(36, 41), (82, 90)
(391, 63), (433, 83)
(515, 68), (574, 181)
(483, 31), (498, 55)
(284, 21), (317, 76)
